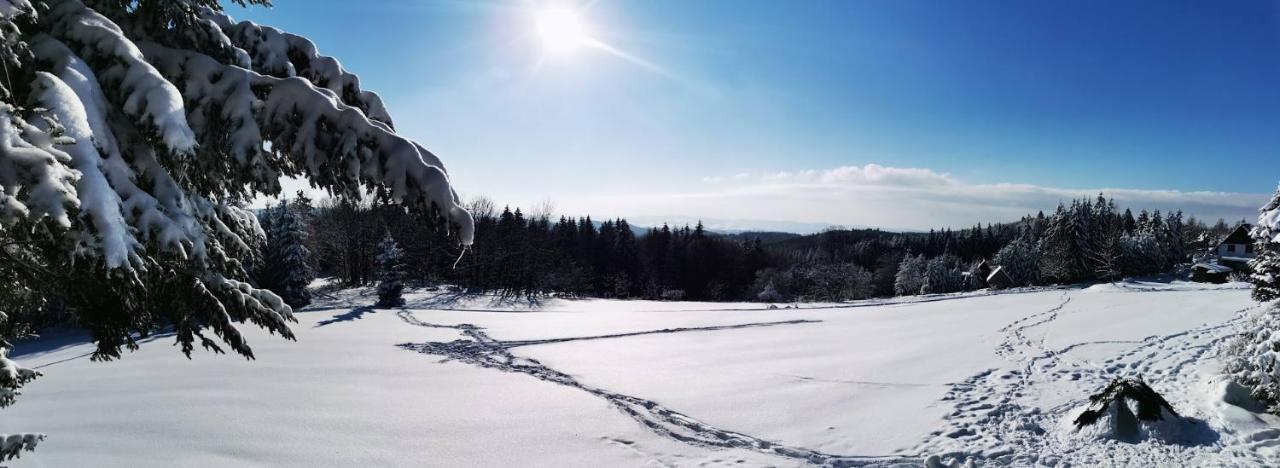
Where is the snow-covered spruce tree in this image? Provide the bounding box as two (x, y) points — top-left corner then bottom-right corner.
(375, 232), (406, 307)
(1225, 185), (1280, 410)
(994, 238), (1039, 287)
(0, 0), (473, 453)
(1251, 186), (1280, 301)
(1084, 196), (1123, 281)
(259, 199), (312, 308)
(920, 253), (965, 295)
(1119, 231), (1162, 276)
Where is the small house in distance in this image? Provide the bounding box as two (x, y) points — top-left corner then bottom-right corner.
(986, 266), (1013, 289)
(1215, 224), (1255, 270)
(1191, 224), (1255, 282)
(1191, 263), (1232, 283)
(965, 260), (992, 289)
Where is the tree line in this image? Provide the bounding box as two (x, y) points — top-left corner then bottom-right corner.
(258, 193), (1243, 308)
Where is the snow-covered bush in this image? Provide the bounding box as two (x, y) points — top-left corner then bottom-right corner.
(660, 289), (686, 301)
(756, 281), (783, 302)
(1072, 377), (1184, 442)
(0, 0), (472, 453)
(375, 233), (406, 307)
(1224, 307), (1280, 411)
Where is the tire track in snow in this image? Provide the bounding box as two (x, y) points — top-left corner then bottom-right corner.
(394, 310), (921, 467)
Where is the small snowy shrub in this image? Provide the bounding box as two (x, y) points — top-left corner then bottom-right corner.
(1072, 377), (1183, 442)
(757, 281), (784, 302)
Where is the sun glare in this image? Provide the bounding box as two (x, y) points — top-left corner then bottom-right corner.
(535, 7), (589, 54)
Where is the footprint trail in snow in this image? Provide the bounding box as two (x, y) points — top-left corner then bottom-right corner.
(395, 310), (922, 467)
(394, 288), (1274, 467)
(912, 291), (1274, 466)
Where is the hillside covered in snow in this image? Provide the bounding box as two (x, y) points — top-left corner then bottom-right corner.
(1, 280), (1277, 467)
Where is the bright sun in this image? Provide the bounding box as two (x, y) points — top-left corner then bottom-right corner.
(535, 7), (589, 54)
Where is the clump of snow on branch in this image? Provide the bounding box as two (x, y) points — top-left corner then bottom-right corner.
(0, 104), (79, 228)
(205, 8), (394, 129)
(30, 71), (142, 269)
(44, 0), (197, 155)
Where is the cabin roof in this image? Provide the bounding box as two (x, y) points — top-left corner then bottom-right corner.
(986, 266), (1010, 283)
(1217, 224), (1253, 247)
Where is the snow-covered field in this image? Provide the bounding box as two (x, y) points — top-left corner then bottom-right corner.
(3, 280), (1278, 467)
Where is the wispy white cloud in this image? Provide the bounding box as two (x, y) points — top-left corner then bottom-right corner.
(567, 164), (1269, 231)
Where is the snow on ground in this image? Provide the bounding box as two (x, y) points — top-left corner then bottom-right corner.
(1, 281), (1276, 467)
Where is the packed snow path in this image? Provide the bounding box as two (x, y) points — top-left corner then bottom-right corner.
(1, 280), (1275, 467)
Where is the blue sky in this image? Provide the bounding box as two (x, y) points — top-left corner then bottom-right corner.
(235, 0), (1280, 231)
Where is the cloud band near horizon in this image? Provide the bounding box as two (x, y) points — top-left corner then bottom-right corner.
(564, 164), (1273, 231)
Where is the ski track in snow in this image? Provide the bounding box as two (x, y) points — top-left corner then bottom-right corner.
(392, 288), (1274, 467)
(394, 310), (921, 467)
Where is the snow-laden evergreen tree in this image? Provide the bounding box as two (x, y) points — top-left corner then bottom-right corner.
(0, 0), (473, 453)
(921, 253), (965, 295)
(1039, 203), (1091, 283)
(1225, 185), (1280, 411)
(1164, 210), (1186, 266)
(1251, 186), (1280, 301)
(375, 233), (406, 307)
(994, 238), (1038, 287)
(1084, 195), (1123, 281)
(894, 253), (926, 296)
(260, 200), (312, 308)
(1119, 232), (1163, 276)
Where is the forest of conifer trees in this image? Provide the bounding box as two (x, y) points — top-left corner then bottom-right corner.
(255, 193), (1244, 306)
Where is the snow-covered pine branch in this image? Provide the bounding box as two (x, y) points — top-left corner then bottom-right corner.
(0, 313), (43, 461)
(202, 8), (394, 129)
(0, 0), (474, 449)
